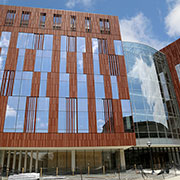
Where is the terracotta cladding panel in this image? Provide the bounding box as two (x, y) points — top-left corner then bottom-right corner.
(23, 49), (36, 71)
(46, 72), (59, 97)
(69, 73), (77, 98)
(48, 97), (58, 133)
(67, 52), (77, 74)
(51, 50), (60, 73)
(0, 96), (8, 132)
(0, 5), (136, 148)
(161, 39), (180, 110)
(4, 48), (19, 70)
(104, 75), (112, 99)
(87, 75), (95, 99)
(83, 53), (93, 74)
(31, 72), (41, 97)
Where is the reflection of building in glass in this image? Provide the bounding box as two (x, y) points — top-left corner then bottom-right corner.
(123, 42), (180, 169)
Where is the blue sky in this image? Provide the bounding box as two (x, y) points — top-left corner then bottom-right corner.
(0, 0), (180, 49)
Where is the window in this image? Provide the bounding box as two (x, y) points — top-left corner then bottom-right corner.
(5, 10), (16, 26)
(103, 99), (114, 133)
(85, 17), (91, 32)
(34, 34), (44, 50)
(0, 31), (11, 48)
(159, 72), (170, 101)
(94, 75), (105, 98)
(0, 70), (15, 96)
(39, 13), (46, 28)
(121, 99), (134, 132)
(110, 76), (119, 99)
(24, 97), (49, 133)
(98, 39), (108, 54)
(108, 55), (120, 75)
(99, 19), (110, 34)
(175, 64), (180, 82)
(66, 98), (77, 133)
(20, 11), (30, 27)
(25, 97), (37, 133)
(53, 14), (62, 29)
(70, 16), (76, 31)
(114, 40), (123, 55)
(59, 73), (69, 97)
(77, 74), (87, 98)
(67, 36), (76, 52)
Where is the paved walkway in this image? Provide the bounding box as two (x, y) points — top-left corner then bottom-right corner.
(2, 169), (180, 180)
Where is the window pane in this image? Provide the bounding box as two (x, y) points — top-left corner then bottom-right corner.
(20, 79), (32, 96)
(121, 99), (132, 117)
(114, 40), (123, 55)
(77, 37), (86, 53)
(43, 34), (53, 50)
(58, 111), (66, 133)
(78, 99), (88, 112)
(59, 98), (66, 111)
(18, 97), (26, 110)
(41, 57), (51, 72)
(175, 64), (180, 81)
(7, 97), (19, 110)
(37, 97), (49, 111)
(111, 76), (119, 99)
(97, 112), (105, 133)
(0, 31), (11, 48)
(92, 38), (98, 54)
(77, 53), (83, 74)
(96, 99), (104, 112)
(78, 112), (89, 133)
(36, 111), (49, 133)
(26, 33), (34, 49)
(39, 80), (47, 96)
(16, 111), (25, 132)
(16, 56), (25, 71)
(61, 36), (66, 51)
(17, 33), (27, 49)
(77, 75), (87, 98)
(0, 56), (7, 70)
(13, 79), (21, 96)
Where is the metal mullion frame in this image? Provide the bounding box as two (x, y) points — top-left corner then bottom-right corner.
(4, 71), (9, 96)
(76, 98), (78, 133)
(107, 100), (111, 133)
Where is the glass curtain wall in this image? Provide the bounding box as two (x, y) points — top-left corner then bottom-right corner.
(123, 42), (180, 140)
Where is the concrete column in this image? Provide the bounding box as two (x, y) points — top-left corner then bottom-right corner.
(12, 151), (16, 172)
(7, 151), (10, 169)
(168, 148), (172, 163)
(24, 151), (27, 172)
(176, 148), (180, 164)
(120, 149), (126, 171)
(35, 151), (38, 173)
(71, 150), (75, 172)
(18, 151), (22, 172)
(29, 151), (33, 172)
(0, 150), (5, 168)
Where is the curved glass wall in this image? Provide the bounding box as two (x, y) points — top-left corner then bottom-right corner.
(123, 42), (180, 140)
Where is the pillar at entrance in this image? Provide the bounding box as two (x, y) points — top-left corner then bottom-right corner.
(24, 151), (27, 172)
(0, 150), (5, 169)
(12, 151), (16, 172)
(35, 151), (38, 173)
(71, 150), (75, 173)
(30, 151), (33, 172)
(18, 151), (22, 172)
(120, 149), (126, 171)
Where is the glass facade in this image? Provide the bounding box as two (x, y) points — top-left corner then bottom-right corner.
(123, 42), (180, 139)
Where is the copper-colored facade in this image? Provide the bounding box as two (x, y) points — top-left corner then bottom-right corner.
(0, 5), (135, 149)
(161, 38), (180, 111)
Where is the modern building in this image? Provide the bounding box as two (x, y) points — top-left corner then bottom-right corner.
(0, 5), (135, 175)
(123, 42), (180, 169)
(0, 4), (180, 176)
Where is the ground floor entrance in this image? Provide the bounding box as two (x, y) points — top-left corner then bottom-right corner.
(125, 147), (180, 170)
(0, 149), (126, 176)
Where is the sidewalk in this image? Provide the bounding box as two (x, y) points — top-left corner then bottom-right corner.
(1, 169), (180, 180)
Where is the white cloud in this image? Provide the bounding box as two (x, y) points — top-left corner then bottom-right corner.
(6, 105), (17, 117)
(120, 13), (168, 50)
(128, 56), (167, 127)
(165, 0), (180, 37)
(66, 0), (93, 9)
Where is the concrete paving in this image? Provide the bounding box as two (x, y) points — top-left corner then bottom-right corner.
(1, 169), (180, 180)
